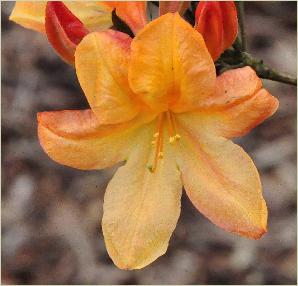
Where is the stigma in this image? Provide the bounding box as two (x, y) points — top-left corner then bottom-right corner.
(148, 111), (180, 173)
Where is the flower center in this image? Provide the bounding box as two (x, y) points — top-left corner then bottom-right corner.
(147, 111), (180, 173)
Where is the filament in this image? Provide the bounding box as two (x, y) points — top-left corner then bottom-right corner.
(148, 111), (181, 173)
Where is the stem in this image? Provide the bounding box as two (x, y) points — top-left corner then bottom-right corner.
(241, 52), (297, 86)
(219, 51), (297, 86)
(236, 2), (247, 51)
(258, 67), (297, 86)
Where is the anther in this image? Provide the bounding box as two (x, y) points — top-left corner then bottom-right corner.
(169, 136), (176, 144)
(147, 164), (154, 173)
(174, 134), (181, 140)
(151, 140), (156, 145)
(153, 132), (159, 138)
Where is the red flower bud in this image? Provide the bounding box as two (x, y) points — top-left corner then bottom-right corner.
(195, 1), (238, 61)
(45, 2), (89, 64)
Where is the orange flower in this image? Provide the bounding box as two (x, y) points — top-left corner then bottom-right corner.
(195, 1), (238, 60)
(38, 14), (278, 269)
(9, 1), (147, 63)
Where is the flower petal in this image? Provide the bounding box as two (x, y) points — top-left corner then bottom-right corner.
(75, 31), (141, 124)
(37, 109), (154, 170)
(9, 2), (46, 33)
(175, 130), (267, 239)
(102, 1), (147, 34)
(129, 13), (216, 113)
(102, 129), (182, 269)
(45, 2), (89, 64)
(176, 68), (279, 138)
(9, 2), (112, 34)
(64, 2), (112, 32)
(204, 67), (263, 108)
(211, 88), (279, 138)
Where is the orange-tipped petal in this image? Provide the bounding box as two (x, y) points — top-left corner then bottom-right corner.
(212, 88), (279, 138)
(177, 67), (279, 138)
(175, 130), (267, 239)
(129, 13), (216, 113)
(177, 87), (278, 140)
(102, 129), (182, 269)
(159, 1), (190, 16)
(45, 2), (88, 64)
(75, 31), (141, 124)
(37, 109), (154, 170)
(9, 2), (46, 33)
(103, 1), (147, 34)
(204, 66), (262, 108)
(195, 1), (238, 60)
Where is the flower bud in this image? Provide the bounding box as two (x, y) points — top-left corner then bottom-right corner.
(45, 1), (89, 64)
(195, 1), (238, 61)
(159, 1), (190, 16)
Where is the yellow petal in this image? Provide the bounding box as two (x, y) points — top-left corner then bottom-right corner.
(38, 109), (154, 170)
(9, 2), (46, 33)
(75, 31), (141, 124)
(65, 2), (112, 32)
(9, 2), (112, 34)
(175, 128), (267, 239)
(102, 127), (182, 269)
(129, 13), (216, 113)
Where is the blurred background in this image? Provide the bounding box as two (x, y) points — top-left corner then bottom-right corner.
(1, 1), (297, 284)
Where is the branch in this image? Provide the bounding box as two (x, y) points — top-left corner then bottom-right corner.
(242, 52), (297, 86)
(218, 50), (297, 86)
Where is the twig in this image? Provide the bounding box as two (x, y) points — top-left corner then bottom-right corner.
(218, 51), (297, 86)
(241, 52), (297, 86)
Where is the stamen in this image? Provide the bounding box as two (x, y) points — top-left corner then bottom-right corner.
(166, 111), (175, 138)
(167, 111), (181, 143)
(151, 113), (164, 173)
(149, 112), (181, 173)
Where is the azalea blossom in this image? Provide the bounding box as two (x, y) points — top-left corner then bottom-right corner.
(9, 2), (112, 34)
(37, 13), (278, 269)
(9, 1), (147, 63)
(195, 1), (238, 60)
